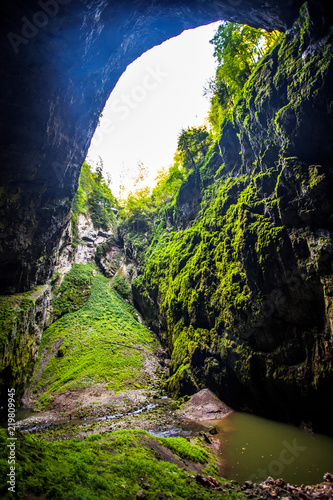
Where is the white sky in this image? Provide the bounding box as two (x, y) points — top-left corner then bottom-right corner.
(86, 22), (220, 198)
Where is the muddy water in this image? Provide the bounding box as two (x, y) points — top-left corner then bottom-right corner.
(211, 412), (333, 486)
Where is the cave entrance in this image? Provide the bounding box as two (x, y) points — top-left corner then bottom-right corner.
(86, 22), (219, 199)
(0, 1), (294, 293)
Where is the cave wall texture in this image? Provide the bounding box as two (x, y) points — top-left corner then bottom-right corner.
(130, 3), (333, 433)
(1, 0), (333, 430)
(0, 0), (307, 294)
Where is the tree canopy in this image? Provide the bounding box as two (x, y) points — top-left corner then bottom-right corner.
(176, 126), (211, 172)
(207, 21), (281, 134)
(72, 161), (117, 241)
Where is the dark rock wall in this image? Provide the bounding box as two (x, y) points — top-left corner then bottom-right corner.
(0, 285), (50, 414)
(0, 0), (307, 294)
(132, 4), (333, 433)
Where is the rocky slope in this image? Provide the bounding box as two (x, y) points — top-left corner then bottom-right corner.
(127, 4), (333, 434)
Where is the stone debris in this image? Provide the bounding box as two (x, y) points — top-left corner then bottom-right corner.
(192, 474), (333, 499)
(240, 475), (333, 499)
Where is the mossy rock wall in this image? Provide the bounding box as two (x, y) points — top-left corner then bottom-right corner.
(131, 4), (333, 432)
(0, 286), (50, 417)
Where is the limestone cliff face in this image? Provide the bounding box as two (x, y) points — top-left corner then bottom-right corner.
(0, 0), (319, 294)
(131, 5), (333, 433)
(0, 286), (50, 415)
(57, 214), (115, 274)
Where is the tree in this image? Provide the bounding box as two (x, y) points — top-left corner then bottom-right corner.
(95, 155), (104, 183)
(72, 161), (117, 235)
(207, 21), (281, 133)
(176, 126), (211, 172)
(133, 161), (149, 187)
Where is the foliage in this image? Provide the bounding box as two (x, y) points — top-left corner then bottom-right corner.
(71, 162), (117, 243)
(120, 185), (154, 233)
(51, 263), (94, 319)
(0, 428), (245, 500)
(123, 7), (333, 401)
(111, 274), (131, 300)
(0, 293), (33, 351)
(139, 166), (286, 396)
(176, 126), (212, 172)
(207, 21), (281, 135)
(118, 126), (213, 269)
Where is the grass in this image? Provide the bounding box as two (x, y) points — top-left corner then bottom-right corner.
(51, 263), (94, 319)
(32, 265), (158, 409)
(0, 428), (246, 500)
(158, 436), (210, 464)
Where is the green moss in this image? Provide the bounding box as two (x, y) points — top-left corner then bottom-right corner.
(0, 287), (49, 405)
(158, 436), (209, 464)
(71, 162), (117, 245)
(111, 274), (131, 300)
(166, 363), (199, 398)
(0, 428), (245, 500)
(136, 166), (287, 395)
(0, 286), (46, 352)
(51, 263), (94, 319)
(32, 267), (157, 408)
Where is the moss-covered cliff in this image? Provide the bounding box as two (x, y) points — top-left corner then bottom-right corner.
(125, 4), (333, 433)
(0, 286), (50, 415)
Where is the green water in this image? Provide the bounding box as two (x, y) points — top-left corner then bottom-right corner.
(215, 412), (333, 486)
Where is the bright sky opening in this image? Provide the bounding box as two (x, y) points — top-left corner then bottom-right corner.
(86, 22), (220, 198)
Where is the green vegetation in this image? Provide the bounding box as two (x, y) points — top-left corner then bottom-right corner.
(158, 436), (209, 463)
(71, 161), (117, 244)
(0, 287), (47, 402)
(32, 265), (157, 409)
(1, 8), (331, 498)
(120, 162), (186, 231)
(118, 6), (333, 401)
(0, 293), (34, 351)
(136, 168), (286, 395)
(0, 428), (245, 500)
(51, 264), (93, 319)
(207, 21), (281, 135)
(176, 126), (212, 172)
(111, 274), (131, 300)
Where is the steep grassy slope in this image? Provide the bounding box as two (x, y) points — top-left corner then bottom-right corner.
(1, 264), (247, 500)
(29, 264), (157, 411)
